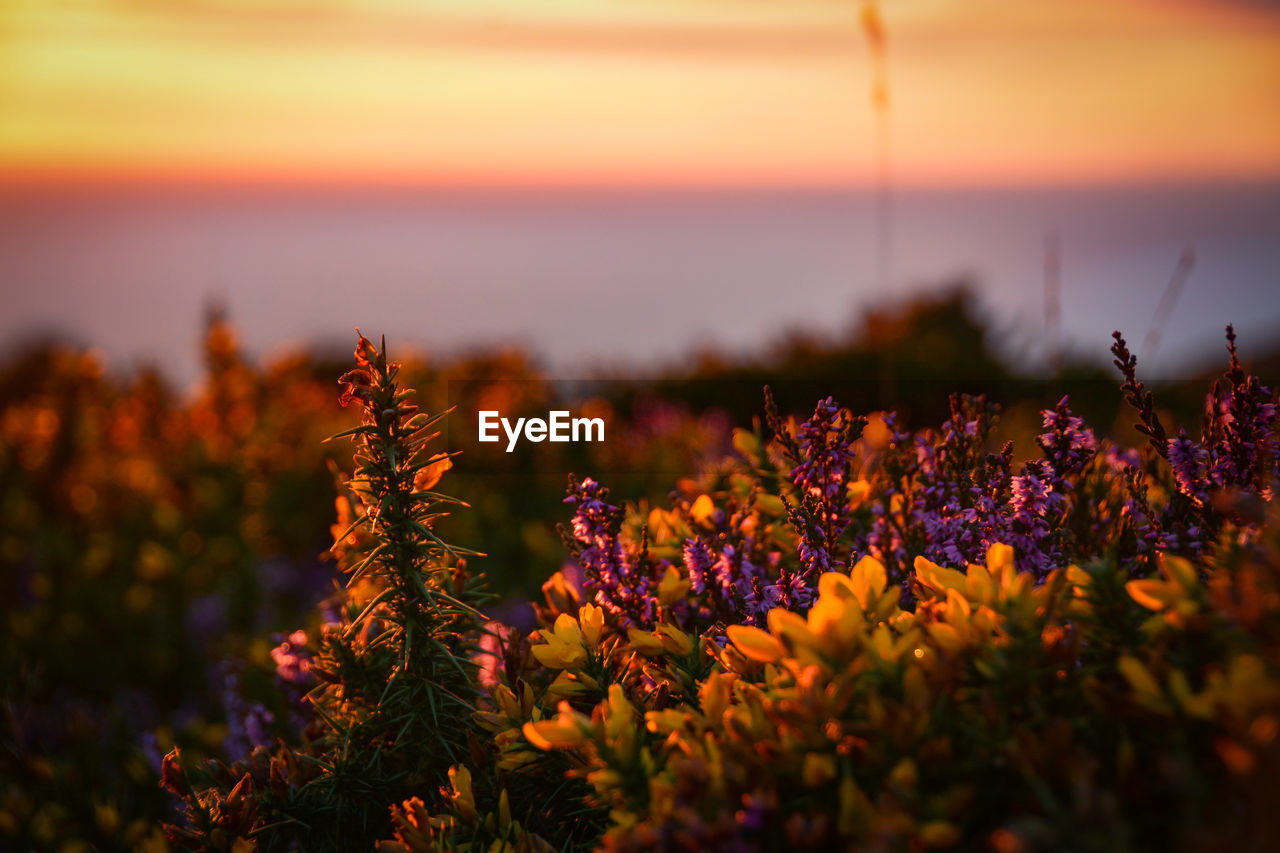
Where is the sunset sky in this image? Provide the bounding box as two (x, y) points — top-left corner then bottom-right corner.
(2, 0), (1278, 187)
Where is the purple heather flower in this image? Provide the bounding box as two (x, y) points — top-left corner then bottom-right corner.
(741, 578), (782, 625)
(1104, 445), (1142, 475)
(683, 538), (714, 595)
(219, 659), (276, 757)
(1006, 459), (1069, 577)
(565, 477), (628, 585)
(1009, 460), (1062, 520)
(564, 476), (653, 626)
(793, 397), (856, 505)
(789, 397), (858, 574)
(771, 568), (813, 611)
(1039, 396), (1098, 475)
(712, 544), (758, 599)
(1168, 431), (1210, 505)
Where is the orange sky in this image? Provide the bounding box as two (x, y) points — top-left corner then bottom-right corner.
(1, 0), (1278, 187)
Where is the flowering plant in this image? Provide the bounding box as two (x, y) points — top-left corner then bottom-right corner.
(160, 327), (1280, 852)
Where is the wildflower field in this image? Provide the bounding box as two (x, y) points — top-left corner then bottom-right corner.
(3, 304), (1279, 852)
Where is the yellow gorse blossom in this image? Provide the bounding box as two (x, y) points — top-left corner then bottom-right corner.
(579, 602), (605, 648)
(447, 765), (476, 823)
(531, 613), (588, 669)
(657, 565), (691, 606)
(522, 701), (589, 750)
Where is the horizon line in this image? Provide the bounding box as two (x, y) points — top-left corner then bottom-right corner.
(3, 166), (1280, 196)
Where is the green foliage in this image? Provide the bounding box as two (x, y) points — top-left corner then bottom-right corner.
(162, 335), (492, 851)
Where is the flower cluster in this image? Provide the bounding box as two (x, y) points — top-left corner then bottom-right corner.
(563, 476), (655, 627)
(496, 533), (1280, 851)
(1111, 326), (1278, 557)
(152, 328), (1280, 853)
(853, 393), (1097, 585)
(787, 396), (861, 575)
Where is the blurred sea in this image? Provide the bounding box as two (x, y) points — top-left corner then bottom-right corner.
(1, 181), (1277, 385)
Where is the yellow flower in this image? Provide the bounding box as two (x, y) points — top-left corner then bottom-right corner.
(1159, 552), (1199, 591)
(690, 494), (716, 524)
(627, 628), (666, 656)
(541, 571), (581, 615)
(546, 670), (598, 700)
(645, 708), (689, 735)
(1126, 578), (1178, 611)
(522, 702), (589, 750)
(926, 621), (965, 654)
(531, 613), (587, 669)
(847, 479), (872, 509)
(914, 556), (968, 598)
(604, 685), (639, 759)
(579, 602), (604, 648)
(767, 608), (819, 650)
(986, 542), (1015, 583)
(849, 555), (887, 610)
(448, 765), (476, 822)
(1208, 654), (1280, 718)
(699, 672), (734, 722)
(807, 576), (866, 654)
(655, 623), (694, 657)
(726, 624), (785, 663)
(657, 565), (691, 606)
(522, 719), (584, 750)
(919, 820), (961, 848)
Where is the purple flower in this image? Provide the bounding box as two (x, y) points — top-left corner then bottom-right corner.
(789, 397), (859, 574)
(1168, 431), (1210, 505)
(1039, 396), (1097, 476)
(683, 538), (714, 595)
(564, 476), (653, 626)
(712, 544), (757, 599)
(741, 578), (782, 625)
(1104, 445), (1142, 475)
(218, 659), (276, 757)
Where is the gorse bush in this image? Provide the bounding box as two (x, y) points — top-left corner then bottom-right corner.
(0, 323), (350, 851)
(161, 327), (1280, 852)
(0, 320), (735, 852)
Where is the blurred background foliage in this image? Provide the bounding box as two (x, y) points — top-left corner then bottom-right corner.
(0, 287), (1272, 850)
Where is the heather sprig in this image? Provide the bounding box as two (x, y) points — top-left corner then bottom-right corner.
(1204, 324), (1278, 497)
(1038, 393), (1098, 476)
(561, 475), (655, 627)
(767, 391), (865, 596)
(1114, 325), (1278, 559)
(1112, 330), (1169, 458)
